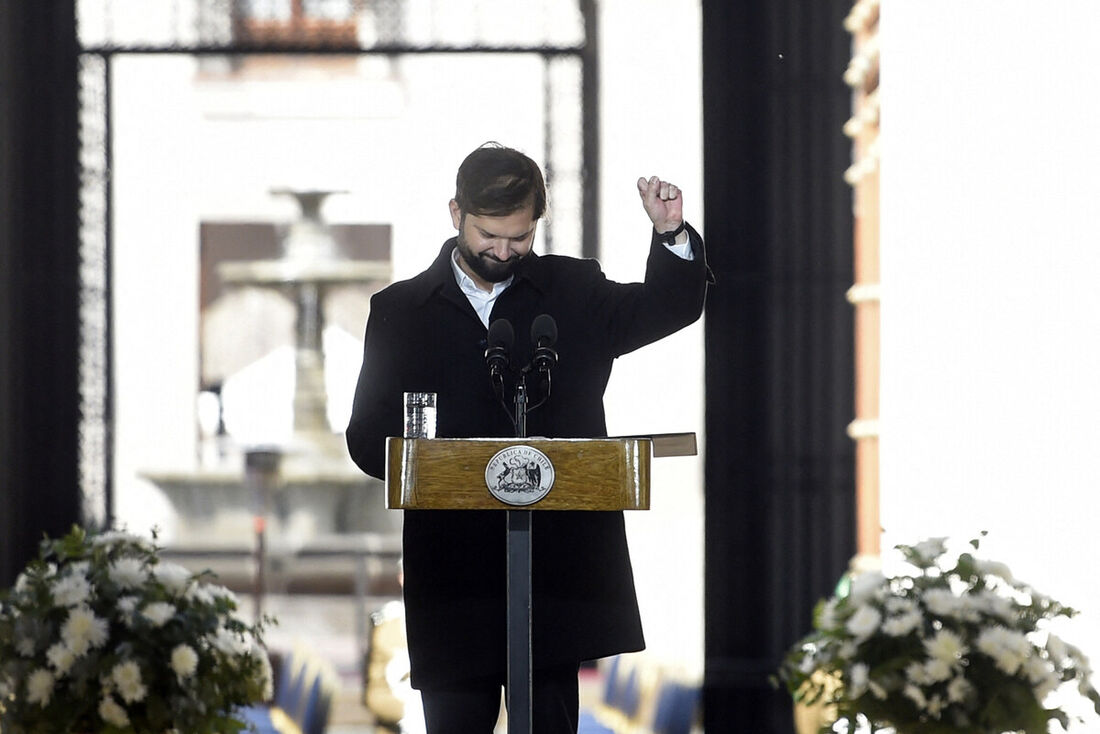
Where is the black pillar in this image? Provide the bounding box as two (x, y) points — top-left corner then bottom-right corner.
(0, 1), (83, 585)
(702, 1), (856, 731)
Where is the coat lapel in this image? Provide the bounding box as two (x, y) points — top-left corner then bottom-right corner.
(412, 239), (485, 327)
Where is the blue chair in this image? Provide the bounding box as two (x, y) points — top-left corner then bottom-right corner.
(578, 655), (647, 734)
(239, 646), (336, 734)
(578, 656), (625, 734)
(299, 671), (335, 734)
(651, 679), (700, 734)
(239, 649), (305, 733)
(599, 655), (623, 705)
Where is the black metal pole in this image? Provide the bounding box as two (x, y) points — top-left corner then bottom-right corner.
(507, 381), (533, 734)
(103, 52), (116, 527)
(580, 0), (600, 260)
(244, 448), (280, 625)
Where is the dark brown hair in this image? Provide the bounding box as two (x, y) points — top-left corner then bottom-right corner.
(454, 142), (547, 219)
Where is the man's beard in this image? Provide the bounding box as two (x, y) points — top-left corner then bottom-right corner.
(456, 230), (526, 283)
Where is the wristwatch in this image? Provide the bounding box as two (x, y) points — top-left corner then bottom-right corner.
(656, 220), (687, 245)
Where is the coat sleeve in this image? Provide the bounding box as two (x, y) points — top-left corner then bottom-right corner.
(345, 290), (403, 480)
(590, 222), (710, 358)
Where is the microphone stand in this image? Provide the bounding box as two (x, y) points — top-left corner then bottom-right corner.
(507, 378), (533, 734)
(493, 314), (554, 734)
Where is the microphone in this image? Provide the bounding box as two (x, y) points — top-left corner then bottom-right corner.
(485, 318), (514, 378)
(530, 314), (558, 373)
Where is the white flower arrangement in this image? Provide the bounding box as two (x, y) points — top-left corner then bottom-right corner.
(0, 526), (273, 733)
(777, 534), (1100, 734)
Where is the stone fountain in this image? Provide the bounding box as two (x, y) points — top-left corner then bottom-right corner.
(144, 190), (397, 548)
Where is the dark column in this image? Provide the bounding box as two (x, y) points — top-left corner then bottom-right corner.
(580, 0), (600, 260)
(702, 1), (856, 731)
(0, 1), (83, 585)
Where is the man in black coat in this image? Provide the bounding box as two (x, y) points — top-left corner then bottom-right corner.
(346, 143), (708, 733)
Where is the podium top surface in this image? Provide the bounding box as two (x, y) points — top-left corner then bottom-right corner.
(385, 437), (652, 511)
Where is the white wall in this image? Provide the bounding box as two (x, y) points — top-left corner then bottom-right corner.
(599, 0), (705, 677)
(880, 2), (1100, 723)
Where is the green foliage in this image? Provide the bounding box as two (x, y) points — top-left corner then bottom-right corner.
(0, 525), (275, 733)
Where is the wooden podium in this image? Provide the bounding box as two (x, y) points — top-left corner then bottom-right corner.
(385, 435), (690, 733)
(386, 437), (651, 511)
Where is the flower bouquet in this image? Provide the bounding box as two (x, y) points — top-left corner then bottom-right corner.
(0, 526), (273, 733)
(777, 534), (1100, 734)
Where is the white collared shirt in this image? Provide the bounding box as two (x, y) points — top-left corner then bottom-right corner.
(450, 236), (694, 328)
(450, 248), (514, 328)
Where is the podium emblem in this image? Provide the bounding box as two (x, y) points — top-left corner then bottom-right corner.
(485, 445), (556, 506)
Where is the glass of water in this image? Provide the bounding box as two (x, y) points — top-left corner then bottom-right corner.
(403, 392), (437, 439)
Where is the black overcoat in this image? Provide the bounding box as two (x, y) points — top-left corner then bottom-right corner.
(346, 226), (708, 689)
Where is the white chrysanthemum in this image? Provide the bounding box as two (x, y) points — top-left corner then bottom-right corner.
(947, 675), (973, 703)
(926, 693), (945, 718)
(112, 660), (148, 703)
(246, 638), (275, 700)
(17, 636), (36, 657)
(911, 537), (948, 563)
(923, 658), (953, 683)
(955, 596), (984, 623)
(69, 561), (90, 577)
(848, 571), (886, 605)
(906, 661), (932, 686)
(26, 668), (56, 707)
(974, 558), (1014, 583)
(14, 571), (31, 594)
(818, 598), (839, 629)
(1035, 672), (1061, 701)
(92, 530), (151, 550)
(1047, 634), (1069, 666)
(62, 605), (110, 656)
(977, 625), (1032, 675)
(1066, 643), (1093, 676)
(51, 573), (93, 607)
(47, 642), (77, 676)
(848, 662), (870, 698)
(838, 641), (858, 659)
(924, 629), (967, 665)
(974, 589), (1016, 623)
(152, 563), (192, 594)
(885, 597), (917, 615)
(922, 588), (960, 617)
(882, 609), (922, 637)
(258, 650), (274, 701)
(798, 653), (815, 674)
(209, 627), (249, 657)
(171, 644), (199, 681)
(142, 601), (177, 627)
(115, 595), (139, 628)
(207, 583), (239, 604)
(1022, 656), (1060, 697)
(108, 557), (147, 590)
(903, 683), (927, 709)
(185, 583), (216, 606)
(99, 695), (130, 727)
(845, 604), (882, 642)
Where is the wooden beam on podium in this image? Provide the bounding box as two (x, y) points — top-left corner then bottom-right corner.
(385, 437), (652, 511)
(614, 431), (697, 457)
